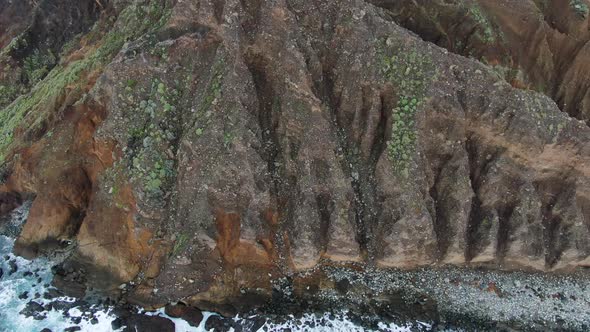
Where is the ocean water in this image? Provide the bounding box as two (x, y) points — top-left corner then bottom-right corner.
(0, 234), (121, 332)
(0, 204), (414, 332)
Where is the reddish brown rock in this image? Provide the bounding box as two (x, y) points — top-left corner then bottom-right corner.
(164, 303), (203, 327)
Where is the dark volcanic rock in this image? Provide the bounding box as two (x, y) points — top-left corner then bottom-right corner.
(0, 191), (20, 217)
(51, 273), (87, 298)
(240, 316), (268, 332)
(64, 327), (81, 332)
(46, 300), (75, 312)
(43, 288), (63, 300)
(164, 303), (188, 318)
(20, 301), (46, 320)
(110, 317), (123, 330)
(8, 260), (17, 275)
(164, 303), (203, 327)
(122, 314), (175, 332)
(204, 315), (235, 332)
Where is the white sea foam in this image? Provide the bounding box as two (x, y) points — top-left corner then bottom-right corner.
(251, 312), (413, 332)
(145, 308), (413, 332)
(0, 205), (421, 332)
(0, 235), (120, 332)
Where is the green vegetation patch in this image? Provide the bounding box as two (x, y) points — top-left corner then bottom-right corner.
(23, 49), (56, 86)
(382, 50), (434, 98)
(190, 56), (225, 137)
(387, 97), (419, 177)
(380, 44), (436, 176)
(0, 0), (172, 163)
(123, 78), (181, 198)
(172, 233), (190, 256)
(100, 79), (184, 207)
(570, 0), (589, 17)
(0, 85), (21, 109)
(0, 58), (89, 162)
(466, 4), (498, 44)
(0, 33), (28, 58)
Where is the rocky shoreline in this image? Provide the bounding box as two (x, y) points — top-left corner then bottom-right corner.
(10, 260), (590, 331)
(10, 244), (590, 332)
(2, 202), (590, 331)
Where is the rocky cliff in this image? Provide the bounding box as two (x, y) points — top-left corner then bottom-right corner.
(0, 0), (589, 318)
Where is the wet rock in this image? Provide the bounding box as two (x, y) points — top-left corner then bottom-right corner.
(111, 305), (133, 320)
(64, 327), (81, 332)
(249, 317), (267, 331)
(164, 303), (186, 318)
(164, 303), (203, 327)
(122, 314), (175, 332)
(43, 288), (63, 300)
(335, 279), (351, 294)
(8, 260), (17, 274)
(111, 318), (123, 330)
(44, 299), (86, 312)
(18, 291), (28, 299)
(0, 192), (21, 217)
(52, 274), (86, 298)
(205, 315), (235, 332)
(20, 301), (46, 320)
(51, 265), (65, 275)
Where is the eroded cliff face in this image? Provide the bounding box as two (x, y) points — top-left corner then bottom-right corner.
(0, 0), (589, 314)
(370, 0), (590, 123)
